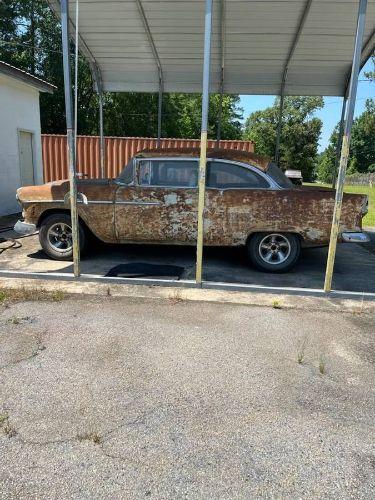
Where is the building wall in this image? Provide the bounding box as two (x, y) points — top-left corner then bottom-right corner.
(42, 135), (255, 182)
(0, 74), (44, 216)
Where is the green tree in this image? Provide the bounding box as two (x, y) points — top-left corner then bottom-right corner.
(243, 96), (324, 181)
(316, 98), (375, 182)
(364, 55), (374, 82)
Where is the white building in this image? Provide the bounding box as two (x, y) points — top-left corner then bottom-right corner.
(0, 61), (55, 216)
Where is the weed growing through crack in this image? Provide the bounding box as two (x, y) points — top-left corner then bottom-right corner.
(169, 290), (183, 305)
(0, 413), (17, 438)
(271, 299), (282, 309)
(0, 291), (7, 304)
(6, 316), (31, 325)
(297, 348), (305, 365)
(51, 290), (65, 302)
(318, 354), (326, 375)
(77, 431), (102, 444)
(297, 337), (309, 365)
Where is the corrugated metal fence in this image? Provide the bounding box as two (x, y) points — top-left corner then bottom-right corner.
(42, 135), (255, 182)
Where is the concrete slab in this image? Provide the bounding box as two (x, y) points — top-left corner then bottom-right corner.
(1, 228), (375, 293)
(0, 295), (374, 498)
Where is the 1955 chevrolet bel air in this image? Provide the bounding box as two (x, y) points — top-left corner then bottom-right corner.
(15, 148), (369, 272)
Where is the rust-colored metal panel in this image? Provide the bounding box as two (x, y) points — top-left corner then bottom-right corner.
(42, 135), (255, 182)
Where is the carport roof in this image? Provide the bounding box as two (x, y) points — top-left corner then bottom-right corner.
(48, 0), (375, 96)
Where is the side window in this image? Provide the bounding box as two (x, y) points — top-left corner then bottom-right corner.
(207, 161), (269, 189)
(138, 160), (198, 187)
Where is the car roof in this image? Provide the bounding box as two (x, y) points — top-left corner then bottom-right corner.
(135, 147), (271, 172)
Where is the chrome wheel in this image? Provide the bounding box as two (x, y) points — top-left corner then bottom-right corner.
(47, 222), (72, 253)
(258, 233), (291, 265)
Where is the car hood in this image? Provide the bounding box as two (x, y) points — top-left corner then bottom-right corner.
(17, 178), (112, 203)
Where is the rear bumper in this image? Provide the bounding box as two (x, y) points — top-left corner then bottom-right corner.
(14, 220), (37, 235)
(341, 231), (370, 243)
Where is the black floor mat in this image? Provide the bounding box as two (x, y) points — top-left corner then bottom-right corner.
(105, 262), (185, 280)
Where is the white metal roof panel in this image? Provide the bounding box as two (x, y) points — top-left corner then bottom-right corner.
(49, 0), (375, 96)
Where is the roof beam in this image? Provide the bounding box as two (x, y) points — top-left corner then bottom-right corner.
(217, 0), (226, 142)
(48, 1), (97, 65)
(135, 0), (163, 89)
(360, 27), (375, 69)
(135, 0), (164, 143)
(280, 0), (313, 93)
(275, 0), (313, 163)
(343, 25), (374, 97)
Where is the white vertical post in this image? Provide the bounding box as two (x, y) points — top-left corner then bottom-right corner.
(324, 0), (367, 293)
(74, 0), (79, 157)
(61, 0), (80, 277)
(196, 0), (213, 284)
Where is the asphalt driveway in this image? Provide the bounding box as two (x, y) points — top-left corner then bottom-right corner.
(0, 294), (374, 498)
(0, 224), (375, 292)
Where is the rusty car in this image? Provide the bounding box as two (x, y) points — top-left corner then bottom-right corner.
(15, 148), (369, 272)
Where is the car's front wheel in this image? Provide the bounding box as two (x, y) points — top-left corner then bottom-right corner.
(247, 232), (300, 273)
(39, 213), (86, 261)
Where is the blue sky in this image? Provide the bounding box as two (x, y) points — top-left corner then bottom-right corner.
(239, 59), (374, 152)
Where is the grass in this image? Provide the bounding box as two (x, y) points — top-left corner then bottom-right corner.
(0, 287), (65, 306)
(304, 183), (375, 227)
(271, 299), (282, 309)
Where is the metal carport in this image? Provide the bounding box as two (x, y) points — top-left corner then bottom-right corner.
(49, 0), (375, 292)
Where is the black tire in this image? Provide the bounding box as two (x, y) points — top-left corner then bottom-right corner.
(247, 232), (300, 273)
(39, 213), (86, 261)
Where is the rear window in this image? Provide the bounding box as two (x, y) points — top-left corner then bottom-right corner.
(267, 163), (294, 188)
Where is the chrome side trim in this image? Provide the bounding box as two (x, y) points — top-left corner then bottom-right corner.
(23, 200), (65, 204)
(87, 200), (113, 205)
(341, 231), (370, 243)
(116, 201), (161, 206)
(22, 199), (113, 205)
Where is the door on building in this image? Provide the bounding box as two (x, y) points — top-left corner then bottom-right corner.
(18, 131), (35, 186)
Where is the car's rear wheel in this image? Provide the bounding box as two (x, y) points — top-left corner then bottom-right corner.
(247, 232), (300, 273)
(39, 213), (86, 261)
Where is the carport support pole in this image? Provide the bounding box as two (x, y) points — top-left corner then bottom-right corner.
(196, 0), (213, 285)
(61, 0), (80, 277)
(99, 90), (105, 178)
(324, 0), (367, 293)
(274, 82), (285, 166)
(157, 76), (163, 146)
(331, 97), (347, 189)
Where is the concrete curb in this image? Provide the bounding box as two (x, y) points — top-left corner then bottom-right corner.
(0, 276), (374, 314)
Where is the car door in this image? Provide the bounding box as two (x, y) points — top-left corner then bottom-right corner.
(205, 160), (271, 245)
(114, 157), (198, 244)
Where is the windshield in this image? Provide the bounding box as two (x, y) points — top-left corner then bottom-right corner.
(117, 158), (134, 184)
(267, 163), (294, 188)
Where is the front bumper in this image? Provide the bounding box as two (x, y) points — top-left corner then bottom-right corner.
(341, 231), (370, 243)
(14, 220), (37, 235)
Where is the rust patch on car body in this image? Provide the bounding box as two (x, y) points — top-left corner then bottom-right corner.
(17, 154), (367, 250)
